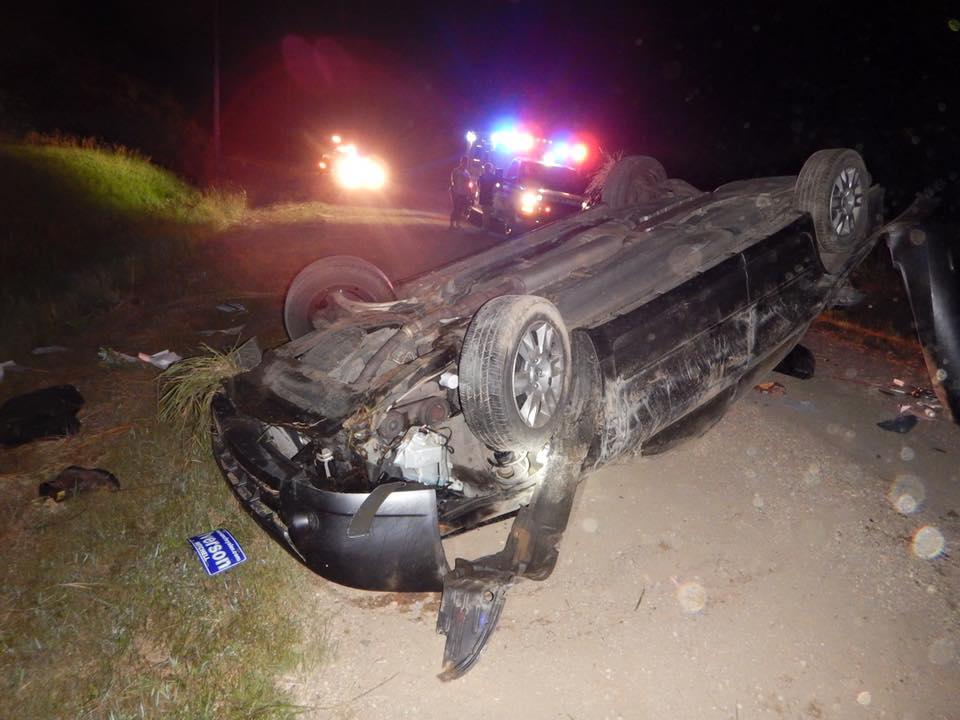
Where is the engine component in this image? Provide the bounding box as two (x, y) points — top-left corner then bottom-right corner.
(317, 447), (334, 478)
(417, 397), (450, 425)
(489, 450), (531, 484)
(390, 426), (452, 487)
(378, 411), (407, 441)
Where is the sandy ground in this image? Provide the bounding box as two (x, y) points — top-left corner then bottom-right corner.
(282, 328), (959, 720)
(5, 204), (957, 720)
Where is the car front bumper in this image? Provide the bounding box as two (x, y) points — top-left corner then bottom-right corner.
(210, 393), (449, 592)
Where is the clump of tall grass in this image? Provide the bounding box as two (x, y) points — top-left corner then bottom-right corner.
(158, 345), (241, 442)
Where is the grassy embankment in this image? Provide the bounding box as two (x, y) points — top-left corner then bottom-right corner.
(0, 135), (245, 348)
(0, 139), (327, 718)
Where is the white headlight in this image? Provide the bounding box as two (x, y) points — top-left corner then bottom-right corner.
(333, 155), (388, 190)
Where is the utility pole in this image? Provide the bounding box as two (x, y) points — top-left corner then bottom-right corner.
(213, 0), (222, 176)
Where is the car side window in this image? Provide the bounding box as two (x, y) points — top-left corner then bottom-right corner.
(506, 160), (520, 182)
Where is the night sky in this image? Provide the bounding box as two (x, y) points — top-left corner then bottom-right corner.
(3, 1), (957, 213)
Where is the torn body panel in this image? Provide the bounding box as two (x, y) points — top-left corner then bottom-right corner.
(887, 214), (960, 421)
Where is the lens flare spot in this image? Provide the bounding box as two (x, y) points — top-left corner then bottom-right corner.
(888, 474), (926, 514)
(900, 446), (916, 462)
(912, 526), (946, 559)
(676, 581), (708, 614)
(856, 691), (871, 706)
(581, 517), (599, 533)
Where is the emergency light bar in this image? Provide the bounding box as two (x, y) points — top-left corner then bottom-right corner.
(468, 126), (590, 165)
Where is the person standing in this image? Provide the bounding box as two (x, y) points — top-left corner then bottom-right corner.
(449, 156), (471, 229)
(476, 162), (498, 231)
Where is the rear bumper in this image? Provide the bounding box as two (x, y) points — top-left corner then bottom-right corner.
(210, 393), (449, 591)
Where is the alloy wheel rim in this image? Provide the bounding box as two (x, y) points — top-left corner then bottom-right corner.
(829, 166), (864, 237)
(511, 320), (564, 429)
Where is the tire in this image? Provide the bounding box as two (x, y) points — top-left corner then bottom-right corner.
(459, 295), (572, 451)
(795, 149), (870, 261)
(283, 255), (395, 339)
(601, 156), (667, 209)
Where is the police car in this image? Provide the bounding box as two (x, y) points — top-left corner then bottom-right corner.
(465, 128), (591, 234)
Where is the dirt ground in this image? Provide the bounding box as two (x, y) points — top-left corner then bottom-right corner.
(280, 333), (959, 720)
(4, 204), (957, 720)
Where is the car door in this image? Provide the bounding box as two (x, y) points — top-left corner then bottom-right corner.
(587, 249), (751, 462)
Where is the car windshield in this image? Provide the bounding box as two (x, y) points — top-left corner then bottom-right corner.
(519, 162), (587, 195)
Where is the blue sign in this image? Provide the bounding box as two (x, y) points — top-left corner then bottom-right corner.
(188, 528), (247, 576)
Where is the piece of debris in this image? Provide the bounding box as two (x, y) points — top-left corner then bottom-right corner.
(893, 378), (906, 387)
(38, 466), (120, 501)
(879, 387), (908, 397)
(98, 347), (139, 366)
(754, 381), (786, 395)
(878, 414), (918, 434)
(0, 385), (84, 446)
(235, 337), (262, 371)
(0, 360), (24, 382)
(633, 587), (646, 611)
(198, 325), (245, 337)
(137, 350), (183, 370)
(188, 528), (247, 576)
(216, 301), (247, 314)
(773, 344), (815, 379)
(31, 345), (67, 355)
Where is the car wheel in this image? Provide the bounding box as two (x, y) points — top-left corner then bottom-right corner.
(459, 295), (572, 451)
(601, 155), (667, 209)
(795, 148), (869, 261)
(283, 255), (396, 339)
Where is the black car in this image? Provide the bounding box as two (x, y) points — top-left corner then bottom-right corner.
(211, 150), (957, 679)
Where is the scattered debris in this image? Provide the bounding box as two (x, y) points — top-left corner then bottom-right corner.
(879, 380), (942, 420)
(878, 414), (918, 434)
(198, 325), (245, 337)
(0, 385), (84, 446)
(188, 528), (247, 576)
(216, 301), (247, 314)
(754, 381), (786, 395)
(31, 345), (67, 355)
(137, 350), (183, 370)
(39, 466), (120, 501)
(98, 347), (139, 366)
(773, 344), (815, 379)
(633, 587), (646, 611)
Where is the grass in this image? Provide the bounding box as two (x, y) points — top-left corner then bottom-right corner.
(158, 345), (242, 444)
(0, 351), (326, 719)
(0, 134), (247, 348)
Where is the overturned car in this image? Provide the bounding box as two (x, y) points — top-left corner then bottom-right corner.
(211, 150), (957, 679)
